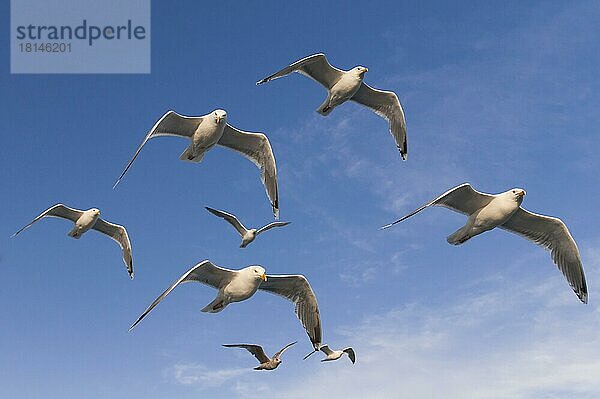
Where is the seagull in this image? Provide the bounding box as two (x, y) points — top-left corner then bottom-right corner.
(382, 183), (588, 303)
(303, 345), (356, 364)
(12, 204), (134, 279)
(129, 260), (322, 350)
(114, 110), (280, 218)
(205, 206), (291, 248)
(257, 53), (407, 160)
(223, 341), (297, 370)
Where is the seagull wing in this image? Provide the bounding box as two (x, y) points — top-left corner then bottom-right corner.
(351, 83), (408, 160)
(12, 204), (84, 237)
(222, 344), (270, 364)
(273, 341), (297, 359)
(343, 347), (356, 364)
(257, 53), (345, 90)
(259, 275), (321, 350)
(218, 124), (279, 219)
(319, 345), (334, 355)
(500, 208), (587, 303)
(382, 183), (495, 229)
(256, 221), (291, 235)
(92, 218), (134, 279)
(129, 260), (237, 330)
(205, 207), (248, 236)
(113, 110), (205, 188)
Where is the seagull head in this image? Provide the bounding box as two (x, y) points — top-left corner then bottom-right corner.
(213, 109), (227, 124)
(354, 66), (368, 78)
(249, 266), (267, 282)
(509, 188), (526, 202)
(91, 208), (101, 216)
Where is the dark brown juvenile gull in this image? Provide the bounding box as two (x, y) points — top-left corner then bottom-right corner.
(12, 204), (134, 279)
(223, 342), (297, 370)
(257, 53), (407, 160)
(382, 183), (587, 303)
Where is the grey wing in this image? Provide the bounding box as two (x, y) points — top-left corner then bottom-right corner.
(257, 53), (345, 90)
(382, 183), (495, 229)
(319, 345), (333, 355)
(129, 260), (237, 330)
(256, 221), (291, 235)
(351, 83), (408, 160)
(222, 344), (269, 363)
(113, 110), (205, 188)
(92, 218), (134, 279)
(259, 275), (321, 350)
(343, 347), (356, 364)
(273, 341), (297, 358)
(205, 207), (248, 236)
(218, 124), (279, 219)
(12, 204), (84, 237)
(500, 208), (587, 303)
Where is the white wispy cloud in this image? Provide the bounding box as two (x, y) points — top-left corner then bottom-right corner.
(223, 243), (600, 399)
(167, 363), (249, 388)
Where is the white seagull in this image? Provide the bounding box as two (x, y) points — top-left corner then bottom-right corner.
(114, 110), (280, 218)
(303, 345), (356, 364)
(223, 341), (297, 370)
(129, 260), (322, 350)
(205, 206), (291, 248)
(257, 53), (407, 160)
(12, 204), (134, 279)
(382, 183), (588, 303)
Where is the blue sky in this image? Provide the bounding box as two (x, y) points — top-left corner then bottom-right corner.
(2, 1), (600, 398)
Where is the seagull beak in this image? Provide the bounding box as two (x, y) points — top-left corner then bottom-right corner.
(519, 190), (526, 197)
(260, 273), (267, 282)
(364, 67), (369, 72)
(216, 116), (223, 123)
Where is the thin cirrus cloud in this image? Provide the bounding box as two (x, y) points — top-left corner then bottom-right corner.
(180, 244), (600, 399)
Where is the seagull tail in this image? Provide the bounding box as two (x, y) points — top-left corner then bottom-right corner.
(179, 147), (204, 163)
(316, 97), (334, 116)
(447, 226), (471, 245)
(201, 297), (226, 313)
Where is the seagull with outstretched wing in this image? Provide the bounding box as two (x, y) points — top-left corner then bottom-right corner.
(12, 204), (134, 279)
(382, 183), (588, 303)
(129, 260), (322, 350)
(114, 110), (280, 218)
(223, 341), (297, 370)
(205, 206), (290, 247)
(257, 53), (407, 160)
(304, 344), (356, 364)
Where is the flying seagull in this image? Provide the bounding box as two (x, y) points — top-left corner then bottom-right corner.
(223, 341), (297, 370)
(303, 345), (356, 364)
(12, 204), (134, 279)
(129, 260), (322, 350)
(114, 110), (280, 218)
(205, 206), (291, 248)
(257, 53), (407, 160)
(382, 183), (587, 303)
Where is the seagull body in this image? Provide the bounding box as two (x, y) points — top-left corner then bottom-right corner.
(205, 207), (291, 248)
(257, 53), (407, 160)
(12, 204), (134, 279)
(382, 183), (588, 303)
(319, 345), (356, 364)
(223, 342), (297, 371)
(129, 260), (322, 350)
(114, 110), (280, 218)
